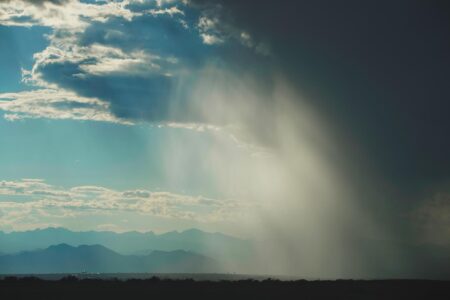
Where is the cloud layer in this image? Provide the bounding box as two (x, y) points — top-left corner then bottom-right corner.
(0, 179), (250, 231)
(0, 0), (266, 125)
(0, 88), (129, 123)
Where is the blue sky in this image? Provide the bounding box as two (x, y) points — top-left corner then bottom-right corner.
(0, 26), (50, 92)
(0, 0), (265, 234)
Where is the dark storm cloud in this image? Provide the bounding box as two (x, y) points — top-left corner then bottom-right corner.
(24, 0), (449, 189)
(34, 15), (198, 122)
(190, 1), (450, 277)
(37, 60), (173, 122)
(187, 0), (450, 258)
(29, 0), (449, 194)
(210, 0), (450, 190)
(79, 14), (211, 69)
(33, 6), (272, 123)
(25, 0), (450, 191)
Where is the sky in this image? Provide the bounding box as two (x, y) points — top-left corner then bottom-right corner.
(0, 0), (268, 234)
(0, 0), (449, 277)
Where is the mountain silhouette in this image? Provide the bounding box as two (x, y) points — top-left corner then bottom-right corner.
(0, 244), (220, 274)
(0, 227), (251, 272)
(0, 227), (248, 254)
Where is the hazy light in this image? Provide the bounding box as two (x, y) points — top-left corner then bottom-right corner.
(153, 64), (397, 278)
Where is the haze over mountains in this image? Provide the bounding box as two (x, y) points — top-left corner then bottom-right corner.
(0, 228), (249, 255)
(1, 228), (449, 278)
(0, 244), (219, 274)
(0, 228), (252, 273)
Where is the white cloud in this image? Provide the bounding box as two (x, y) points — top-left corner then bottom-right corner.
(0, 88), (130, 124)
(0, 0), (182, 124)
(74, 45), (164, 76)
(0, 0), (267, 127)
(0, 0), (183, 79)
(155, 0), (187, 7)
(0, 0), (191, 30)
(27, 42), (173, 86)
(195, 7), (270, 54)
(0, 0), (181, 79)
(0, 179), (249, 231)
(200, 33), (223, 45)
(197, 15), (224, 45)
(0, 0), (138, 30)
(164, 122), (220, 132)
(239, 31), (253, 48)
(148, 6), (184, 17)
(197, 15), (219, 32)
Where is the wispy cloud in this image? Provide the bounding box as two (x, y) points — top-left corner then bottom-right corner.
(148, 6), (184, 17)
(32, 43), (171, 79)
(0, 89), (130, 124)
(200, 33), (224, 45)
(0, 179), (251, 231)
(0, 0), (138, 29)
(0, 0), (189, 124)
(195, 4), (270, 54)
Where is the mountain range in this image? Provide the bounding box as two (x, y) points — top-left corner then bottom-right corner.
(0, 244), (219, 274)
(2, 228), (447, 278)
(0, 228), (252, 272)
(0, 227), (249, 254)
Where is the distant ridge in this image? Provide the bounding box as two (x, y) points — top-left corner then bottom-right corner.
(0, 244), (219, 274)
(0, 228), (252, 271)
(0, 227), (248, 252)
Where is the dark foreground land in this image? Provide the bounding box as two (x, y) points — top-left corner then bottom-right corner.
(1, 276), (449, 300)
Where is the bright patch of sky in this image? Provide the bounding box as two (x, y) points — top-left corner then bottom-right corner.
(0, 118), (247, 197)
